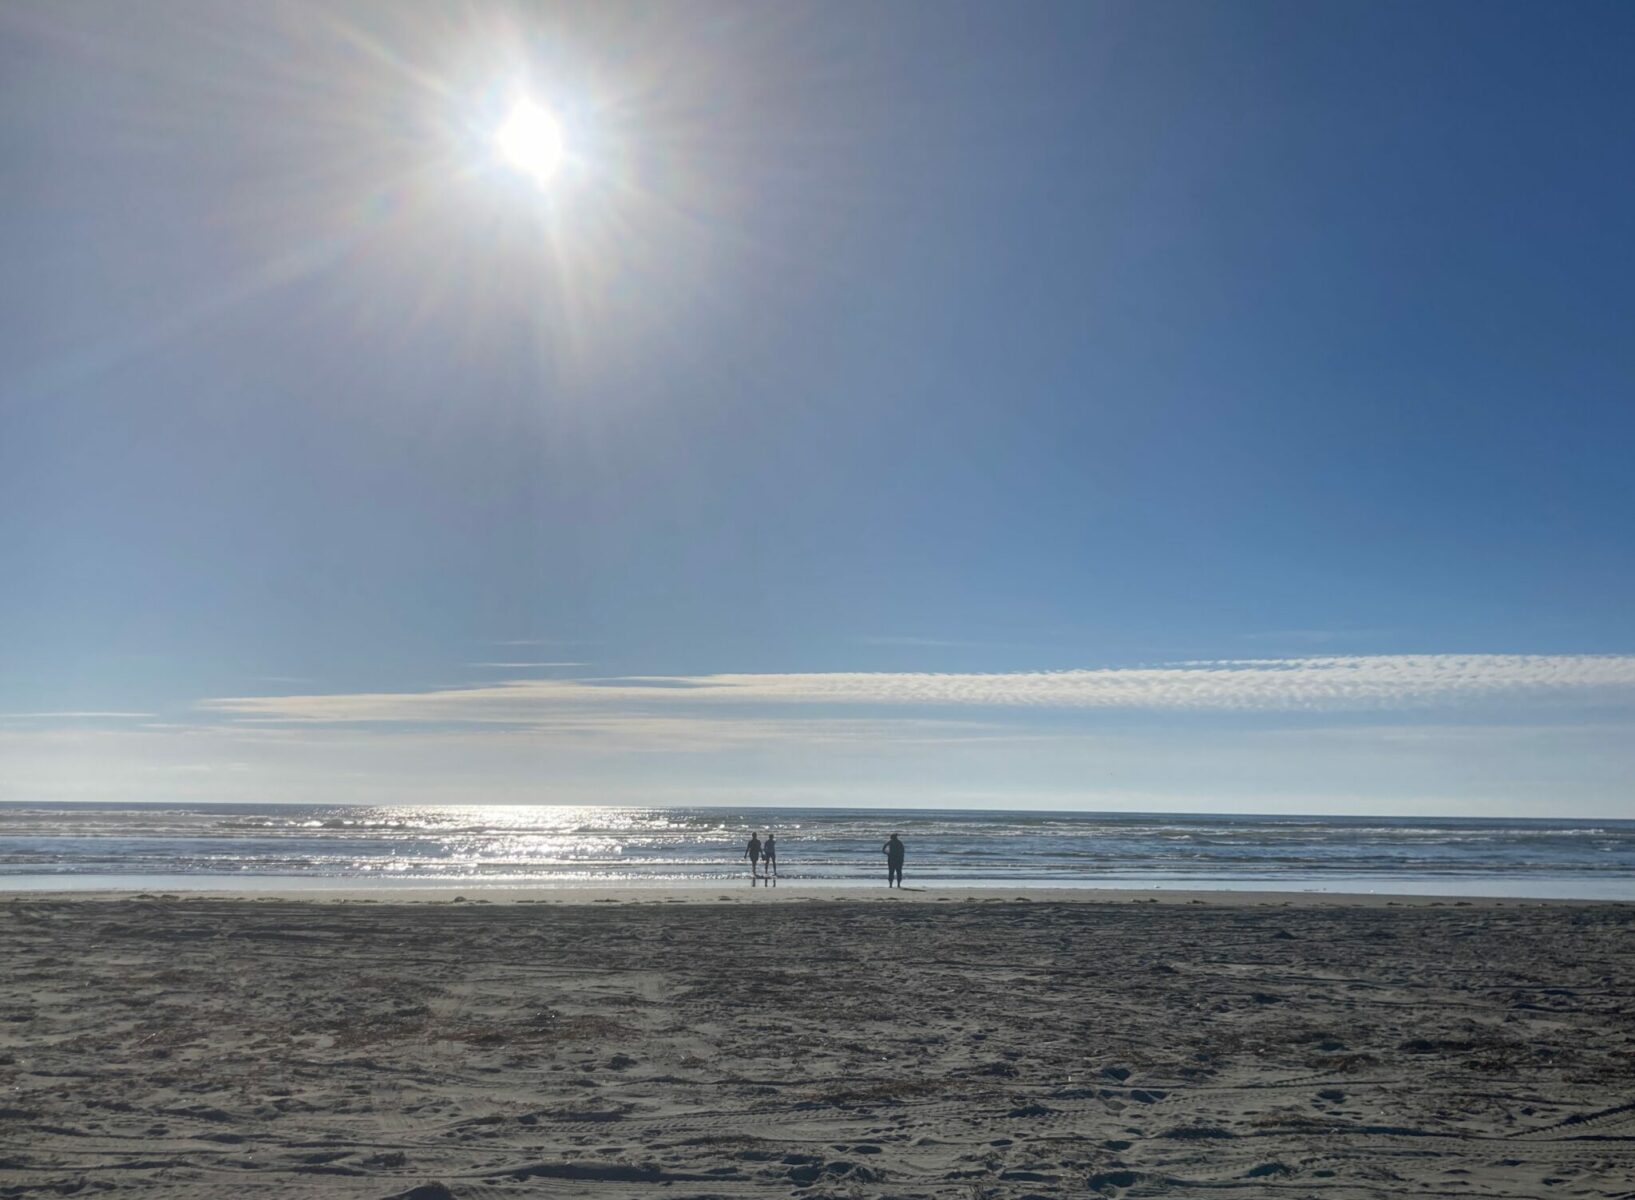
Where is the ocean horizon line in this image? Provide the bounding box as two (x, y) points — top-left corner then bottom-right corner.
(3, 799), (1631, 825)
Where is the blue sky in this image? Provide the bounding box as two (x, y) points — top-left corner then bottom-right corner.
(3, 1), (1633, 814)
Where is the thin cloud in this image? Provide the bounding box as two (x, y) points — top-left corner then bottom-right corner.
(440, 713), (1031, 752)
(0, 711), (154, 719)
(466, 661), (588, 669)
(199, 655), (1635, 725)
(150, 708), (1028, 753)
(1240, 629), (1389, 645)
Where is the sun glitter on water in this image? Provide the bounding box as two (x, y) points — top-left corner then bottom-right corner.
(493, 98), (565, 186)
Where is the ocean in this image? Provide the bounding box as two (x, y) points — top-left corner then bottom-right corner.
(2, 803), (1633, 898)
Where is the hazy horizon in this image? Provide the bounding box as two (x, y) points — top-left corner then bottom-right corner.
(7, 798), (1635, 825)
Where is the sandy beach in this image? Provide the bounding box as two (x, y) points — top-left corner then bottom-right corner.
(3, 890), (1632, 1198)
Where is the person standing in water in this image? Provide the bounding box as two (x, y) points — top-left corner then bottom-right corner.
(882, 833), (905, 888)
(744, 832), (763, 882)
(762, 833), (777, 881)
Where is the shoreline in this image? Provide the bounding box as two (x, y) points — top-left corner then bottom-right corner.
(3, 881), (1623, 906)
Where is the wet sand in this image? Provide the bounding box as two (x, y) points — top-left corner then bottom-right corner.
(2, 890), (1632, 1198)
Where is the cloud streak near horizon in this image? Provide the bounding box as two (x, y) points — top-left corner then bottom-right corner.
(199, 655), (1635, 725)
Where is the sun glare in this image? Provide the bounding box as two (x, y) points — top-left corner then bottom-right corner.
(494, 98), (565, 186)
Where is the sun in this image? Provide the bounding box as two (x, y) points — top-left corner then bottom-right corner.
(493, 98), (565, 186)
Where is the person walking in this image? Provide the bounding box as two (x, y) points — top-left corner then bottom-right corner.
(744, 832), (763, 883)
(762, 833), (777, 880)
(882, 832), (905, 888)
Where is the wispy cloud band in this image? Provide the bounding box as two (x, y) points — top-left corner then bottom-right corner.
(200, 655), (1635, 725)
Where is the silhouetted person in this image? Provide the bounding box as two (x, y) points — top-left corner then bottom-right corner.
(883, 833), (905, 888)
(745, 833), (763, 883)
(763, 833), (777, 880)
